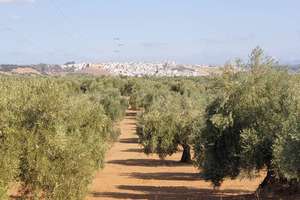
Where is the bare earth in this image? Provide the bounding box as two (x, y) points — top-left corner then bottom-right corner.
(86, 110), (264, 200)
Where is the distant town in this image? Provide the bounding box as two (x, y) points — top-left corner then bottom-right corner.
(0, 62), (221, 76)
(0, 61), (298, 76)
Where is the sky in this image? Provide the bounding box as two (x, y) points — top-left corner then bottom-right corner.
(0, 0), (300, 65)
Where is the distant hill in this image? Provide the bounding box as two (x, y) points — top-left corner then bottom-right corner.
(11, 67), (41, 75)
(0, 63), (110, 76)
(75, 65), (111, 76)
(0, 64), (64, 75)
(288, 64), (300, 73)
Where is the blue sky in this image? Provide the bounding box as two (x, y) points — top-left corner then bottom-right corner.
(0, 0), (300, 64)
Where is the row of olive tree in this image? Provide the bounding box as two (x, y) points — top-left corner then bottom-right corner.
(133, 48), (299, 193)
(0, 76), (127, 200)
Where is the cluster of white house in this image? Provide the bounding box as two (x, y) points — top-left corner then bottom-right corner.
(60, 61), (220, 77)
(61, 63), (89, 71)
(100, 62), (209, 77)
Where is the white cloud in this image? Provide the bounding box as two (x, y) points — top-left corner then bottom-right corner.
(0, 0), (34, 3)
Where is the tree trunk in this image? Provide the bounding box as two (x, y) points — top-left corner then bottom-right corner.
(259, 170), (276, 189)
(257, 169), (300, 196)
(180, 144), (192, 163)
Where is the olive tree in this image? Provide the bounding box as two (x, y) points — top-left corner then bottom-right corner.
(0, 77), (122, 199)
(137, 92), (205, 163)
(0, 78), (21, 200)
(194, 48), (300, 192)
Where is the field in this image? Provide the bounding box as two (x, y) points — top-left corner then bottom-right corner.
(0, 48), (299, 200)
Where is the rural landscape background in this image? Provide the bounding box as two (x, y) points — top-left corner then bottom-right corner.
(1, 1), (300, 200)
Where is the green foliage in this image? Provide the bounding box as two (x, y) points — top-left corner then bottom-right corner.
(136, 78), (206, 162)
(194, 47), (300, 188)
(96, 89), (128, 121)
(0, 76), (126, 199)
(272, 83), (300, 180)
(137, 109), (178, 158)
(0, 81), (21, 199)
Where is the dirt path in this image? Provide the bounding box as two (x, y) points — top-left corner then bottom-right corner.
(86, 110), (263, 200)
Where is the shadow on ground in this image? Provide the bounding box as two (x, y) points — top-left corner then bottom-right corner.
(91, 185), (256, 200)
(125, 112), (137, 117)
(124, 172), (203, 181)
(108, 159), (190, 167)
(121, 148), (144, 153)
(124, 121), (138, 126)
(119, 138), (139, 144)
